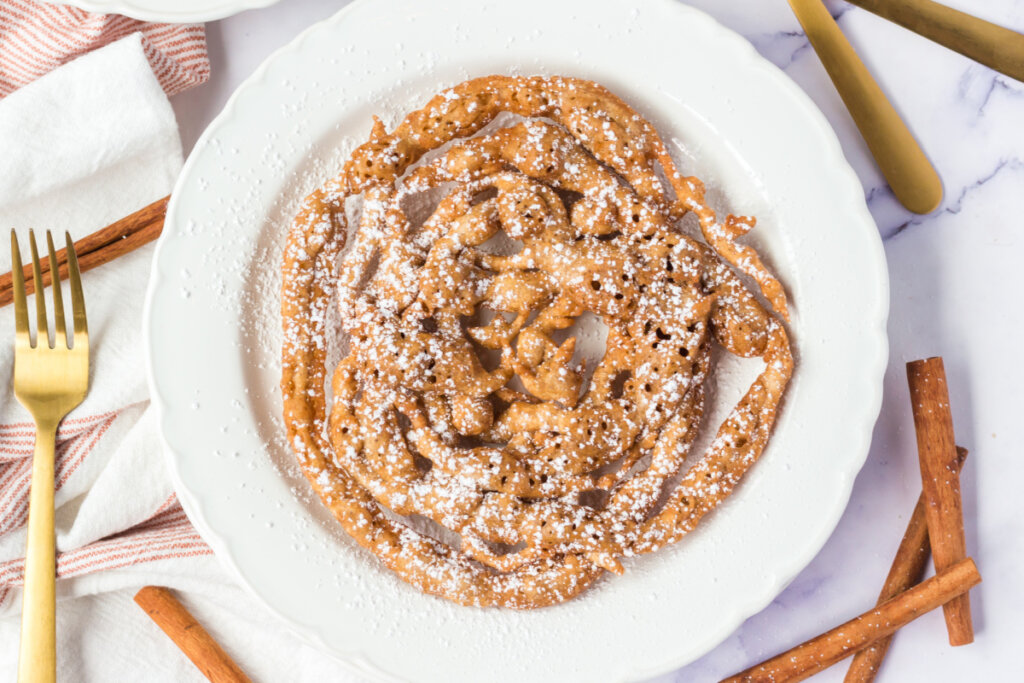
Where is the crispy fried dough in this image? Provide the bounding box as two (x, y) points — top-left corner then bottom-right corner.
(281, 76), (793, 608)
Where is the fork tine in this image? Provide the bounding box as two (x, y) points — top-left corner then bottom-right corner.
(66, 232), (87, 340)
(28, 229), (48, 349)
(46, 231), (67, 348)
(10, 230), (29, 342)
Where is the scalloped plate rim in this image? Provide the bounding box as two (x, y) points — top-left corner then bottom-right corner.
(144, 1), (889, 680)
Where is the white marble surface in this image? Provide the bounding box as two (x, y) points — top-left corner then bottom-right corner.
(169, 1), (1024, 680)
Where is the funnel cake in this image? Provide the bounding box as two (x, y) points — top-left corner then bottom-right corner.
(281, 75), (793, 608)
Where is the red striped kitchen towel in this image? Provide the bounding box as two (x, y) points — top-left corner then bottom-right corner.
(0, 417), (212, 607)
(0, 26), (216, 607)
(0, 0), (210, 98)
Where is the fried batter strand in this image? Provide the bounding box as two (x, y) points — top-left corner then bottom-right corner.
(281, 75), (793, 608)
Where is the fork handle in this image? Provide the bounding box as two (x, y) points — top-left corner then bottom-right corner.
(788, 0), (943, 214)
(848, 0), (1024, 83)
(18, 423), (57, 683)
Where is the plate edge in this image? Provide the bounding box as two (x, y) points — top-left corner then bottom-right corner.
(144, 0), (892, 680)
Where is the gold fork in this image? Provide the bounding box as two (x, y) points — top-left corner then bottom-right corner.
(11, 230), (89, 683)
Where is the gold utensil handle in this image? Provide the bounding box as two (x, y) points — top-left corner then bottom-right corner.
(788, 0), (943, 214)
(849, 0), (1024, 82)
(17, 424), (57, 683)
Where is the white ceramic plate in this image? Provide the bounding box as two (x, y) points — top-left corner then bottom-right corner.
(50, 0), (278, 22)
(145, 1), (888, 680)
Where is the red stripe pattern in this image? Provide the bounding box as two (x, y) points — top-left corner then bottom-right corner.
(0, 413), (118, 536)
(0, 493), (211, 607)
(0, 0), (210, 98)
(0, 415), (212, 607)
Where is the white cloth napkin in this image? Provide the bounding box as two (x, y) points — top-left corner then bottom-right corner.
(0, 34), (354, 682)
(0, 31), (184, 564)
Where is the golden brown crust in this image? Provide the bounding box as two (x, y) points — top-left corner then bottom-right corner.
(280, 75), (793, 608)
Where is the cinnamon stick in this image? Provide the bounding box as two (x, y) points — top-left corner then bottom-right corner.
(906, 357), (973, 645)
(720, 557), (981, 683)
(844, 445), (968, 682)
(0, 195), (167, 307)
(134, 585), (252, 683)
